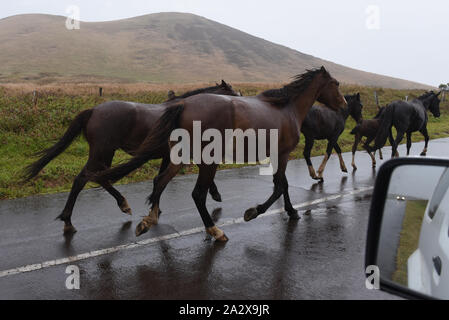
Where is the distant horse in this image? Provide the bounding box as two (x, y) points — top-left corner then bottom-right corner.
(350, 106), (386, 169)
(301, 93), (363, 181)
(93, 67), (347, 241)
(23, 81), (240, 234)
(367, 91), (441, 157)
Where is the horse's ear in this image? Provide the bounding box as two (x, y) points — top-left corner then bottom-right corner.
(320, 66), (326, 72)
(356, 93), (360, 100)
(221, 80), (227, 86)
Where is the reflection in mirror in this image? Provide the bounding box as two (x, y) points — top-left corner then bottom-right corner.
(377, 165), (449, 299)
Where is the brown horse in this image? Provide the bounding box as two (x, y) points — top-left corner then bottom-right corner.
(23, 81), (239, 234)
(93, 67), (347, 241)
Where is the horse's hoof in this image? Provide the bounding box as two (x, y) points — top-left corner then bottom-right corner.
(119, 200), (132, 215)
(312, 176), (321, 181)
(63, 225), (77, 235)
(288, 209), (300, 220)
(216, 233), (229, 242)
(244, 207), (259, 222)
(342, 168), (348, 173)
(135, 222), (151, 237)
(211, 192), (222, 202)
(352, 165), (357, 171)
(420, 152), (427, 157)
(319, 177), (324, 183)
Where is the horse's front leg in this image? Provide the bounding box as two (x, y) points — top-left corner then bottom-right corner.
(317, 139), (335, 181)
(351, 133), (362, 170)
(244, 155), (288, 221)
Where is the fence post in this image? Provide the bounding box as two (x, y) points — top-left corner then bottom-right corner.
(33, 90), (38, 108)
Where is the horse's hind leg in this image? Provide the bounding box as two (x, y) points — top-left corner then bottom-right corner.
(97, 150), (131, 215)
(57, 166), (89, 234)
(135, 162), (182, 236)
(406, 132), (412, 156)
(393, 130), (405, 158)
(304, 137), (319, 180)
(334, 143), (347, 173)
(389, 129), (399, 157)
(378, 148), (383, 160)
(420, 127), (429, 156)
(192, 164), (228, 242)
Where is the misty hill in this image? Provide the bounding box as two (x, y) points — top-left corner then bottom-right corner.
(0, 13), (432, 89)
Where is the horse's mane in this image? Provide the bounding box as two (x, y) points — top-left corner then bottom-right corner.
(417, 91), (434, 100)
(260, 68), (326, 106)
(168, 84), (228, 101)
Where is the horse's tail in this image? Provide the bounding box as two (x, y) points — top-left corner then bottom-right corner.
(23, 109), (93, 181)
(371, 104), (395, 151)
(92, 103), (185, 184)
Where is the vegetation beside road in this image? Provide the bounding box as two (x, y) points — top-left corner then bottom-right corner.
(1, 83), (449, 199)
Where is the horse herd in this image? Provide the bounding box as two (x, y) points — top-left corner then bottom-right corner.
(23, 67), (442, 242)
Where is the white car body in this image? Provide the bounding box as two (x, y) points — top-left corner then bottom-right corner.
(408, 169), (449, 299)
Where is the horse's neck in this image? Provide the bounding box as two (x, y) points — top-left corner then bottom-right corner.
(290, 80), (323, 124)
(415, 98), (430, 111)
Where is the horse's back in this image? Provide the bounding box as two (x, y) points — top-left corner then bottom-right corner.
(86, 101), (164, 151)
(389, 100), (427, 132)
(302, 105), (343, 138)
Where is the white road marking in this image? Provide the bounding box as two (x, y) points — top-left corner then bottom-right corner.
(0, 186), (373, 279)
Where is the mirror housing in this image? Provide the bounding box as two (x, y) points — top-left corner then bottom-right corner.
(366, 157), (449, 300)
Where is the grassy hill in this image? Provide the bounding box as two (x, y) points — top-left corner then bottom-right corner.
(0, 13), (433, 89)
(1, 82), (448, 200)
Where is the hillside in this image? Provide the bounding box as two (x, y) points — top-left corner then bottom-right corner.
(0, 13), (433, 89)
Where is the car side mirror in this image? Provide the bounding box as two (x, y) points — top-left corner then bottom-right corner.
(366, 158), (449, 300)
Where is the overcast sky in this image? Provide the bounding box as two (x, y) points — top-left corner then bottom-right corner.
(2, 0), (448, 86)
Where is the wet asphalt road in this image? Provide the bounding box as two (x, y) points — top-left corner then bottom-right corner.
(1, 138), (449, 299)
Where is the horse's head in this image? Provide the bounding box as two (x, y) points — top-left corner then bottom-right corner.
(421, 91), (441, 118)
(214, 80), (240, 96)
(429, 91), (442, 118)
(316, 66), (347, 111)
(346, 93), (363, 123)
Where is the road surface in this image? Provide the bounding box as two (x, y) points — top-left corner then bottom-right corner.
(1, 138), (448, 299)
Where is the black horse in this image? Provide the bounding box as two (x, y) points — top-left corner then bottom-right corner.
(350, 106), (386, 169)
(301, 93), (363, 181)
(23, 81), (240, 234)
(367, 91), (441, 157)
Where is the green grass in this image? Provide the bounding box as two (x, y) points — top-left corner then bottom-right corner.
(392, 200), (427, 286)
(1, 84), (448, 200)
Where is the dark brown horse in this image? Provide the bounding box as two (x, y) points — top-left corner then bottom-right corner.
(93, 67), (347, 241)
(24, 81), (239, 234)
(350, 106), (386, 169)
